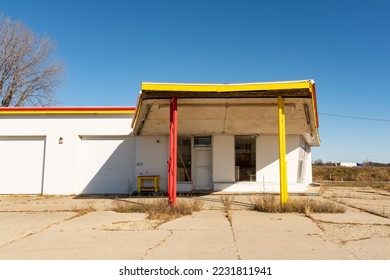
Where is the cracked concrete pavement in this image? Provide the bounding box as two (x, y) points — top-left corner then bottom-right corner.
(0, 188), (389, 260)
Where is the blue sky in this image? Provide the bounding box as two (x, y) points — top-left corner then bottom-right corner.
(2, 0), (390, 163)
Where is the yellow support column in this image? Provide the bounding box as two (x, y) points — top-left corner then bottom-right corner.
(278, 96), (288, 205)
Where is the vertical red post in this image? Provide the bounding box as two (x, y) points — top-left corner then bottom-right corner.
(168, 96), (177, 205)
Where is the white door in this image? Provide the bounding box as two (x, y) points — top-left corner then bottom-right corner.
(194, 147), (211, 190)
(0, 137), (46, 194)
(79, 136), (135, 194)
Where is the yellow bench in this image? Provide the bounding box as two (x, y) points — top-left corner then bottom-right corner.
(137, 175), (160, 192)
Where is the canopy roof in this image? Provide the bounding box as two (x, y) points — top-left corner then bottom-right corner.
(132, 80), (320, 146)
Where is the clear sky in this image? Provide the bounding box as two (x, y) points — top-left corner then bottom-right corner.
(2, 0), (390, 163)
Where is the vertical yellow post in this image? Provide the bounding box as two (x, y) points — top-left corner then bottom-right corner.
(278, 96), (288, 205)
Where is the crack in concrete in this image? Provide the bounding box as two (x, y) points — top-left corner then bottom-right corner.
(0, 216), (71, 247)
(0, 210), (75, 213)
(316, 221), (390, 245)
(101, 219), (160, 231)
(221, 200), (241, 260)
(229, 218), (242, 260)
(326, 197), (390, 219)
(141, 229), (173, 260)
(322, 187), (390, 218)
(306, 214), (390, 246)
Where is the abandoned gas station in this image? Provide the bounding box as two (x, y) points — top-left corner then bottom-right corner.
(0, 80), (320, 199)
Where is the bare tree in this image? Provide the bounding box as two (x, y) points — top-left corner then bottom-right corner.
(0, 15), (63, 107)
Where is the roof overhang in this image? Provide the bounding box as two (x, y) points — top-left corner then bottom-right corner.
(132, 80), (320, 146)
(0, 106), (136, 115)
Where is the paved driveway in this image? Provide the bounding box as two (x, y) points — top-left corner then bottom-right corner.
(0, 190), (389, 260)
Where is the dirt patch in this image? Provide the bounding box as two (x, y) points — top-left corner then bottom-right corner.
(321, 186), (390, 218)
(100, 219), (162, 231)
(316, 221), (390, 244)
(312, 185), (390, 245)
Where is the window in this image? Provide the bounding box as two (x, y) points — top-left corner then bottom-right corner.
(297, 160), (304, 182)
(235, 136), (256, 181)
(194, 136), (211, 146)
(177, 136), (192, 181)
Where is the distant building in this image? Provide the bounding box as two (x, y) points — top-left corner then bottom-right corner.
(338, 162), (361, 167)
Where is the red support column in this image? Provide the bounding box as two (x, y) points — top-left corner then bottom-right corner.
(168, 96), (177, 205)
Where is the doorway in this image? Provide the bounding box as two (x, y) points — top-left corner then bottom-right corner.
(235, 135), (256, 181)
(194, 147), (211, 190)
(193, 136), (212, 190)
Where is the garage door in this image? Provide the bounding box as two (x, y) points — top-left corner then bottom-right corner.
(0, 137), (46, 194)
(79, 136), (135, 194)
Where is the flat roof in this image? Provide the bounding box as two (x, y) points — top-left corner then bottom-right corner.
(0, 106), (136, 115)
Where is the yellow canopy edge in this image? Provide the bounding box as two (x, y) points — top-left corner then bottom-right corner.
(141, 80), (313, 93)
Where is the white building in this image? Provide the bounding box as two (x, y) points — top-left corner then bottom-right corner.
(339, 162), (359, 167)
(0, 80), (320, 195)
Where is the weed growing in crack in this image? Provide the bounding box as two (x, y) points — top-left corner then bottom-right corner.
(304, 205), (313, 218)
(221, 195), (234, 211)
(252, 195), (345, 213)
(221, 195), (235, 226)
(112, 198), (203, 222)
(69, 201), (96, 219)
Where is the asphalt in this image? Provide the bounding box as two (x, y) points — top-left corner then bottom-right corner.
(0, 192), (389, 260)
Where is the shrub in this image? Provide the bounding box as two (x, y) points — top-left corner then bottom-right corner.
(112, 198), (203, 222)
(252, 195), (345, 214)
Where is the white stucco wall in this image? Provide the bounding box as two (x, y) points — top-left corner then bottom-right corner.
(0, 114), (134, 194)
(215, 134), (312, 192)
(135, 136), (169, 191)
(256, 134), (301, 184)
(304, 146), (312, 183)
(286, 135), (301, 183)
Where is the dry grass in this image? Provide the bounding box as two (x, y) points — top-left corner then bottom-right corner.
(68, 201), (96, 220)
(221, 195), (235, 225)
(113, 199), (150, 213)
(112, 198), (203, 222)
(221, 195), (234, 211)
(320, 181), (390, 192)
(74, 207), (95, 217)
(252, 195), (345, 214)
(371, 183), (390, 192)
(313, 166), (390, 181)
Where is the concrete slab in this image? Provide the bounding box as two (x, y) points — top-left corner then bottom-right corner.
(311, 210), (390, 225)
(0, 212), (74, 246)
(315, 221), (390, 246)
(343, 237), (390, 259)
(146, 211), (238, 259)
(321, 186), (390, 219)
(231, 211), (356, 260)
(0, 211), (168, 260)
(0, 192), (389, 260)
(0, 195), (116, 212)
